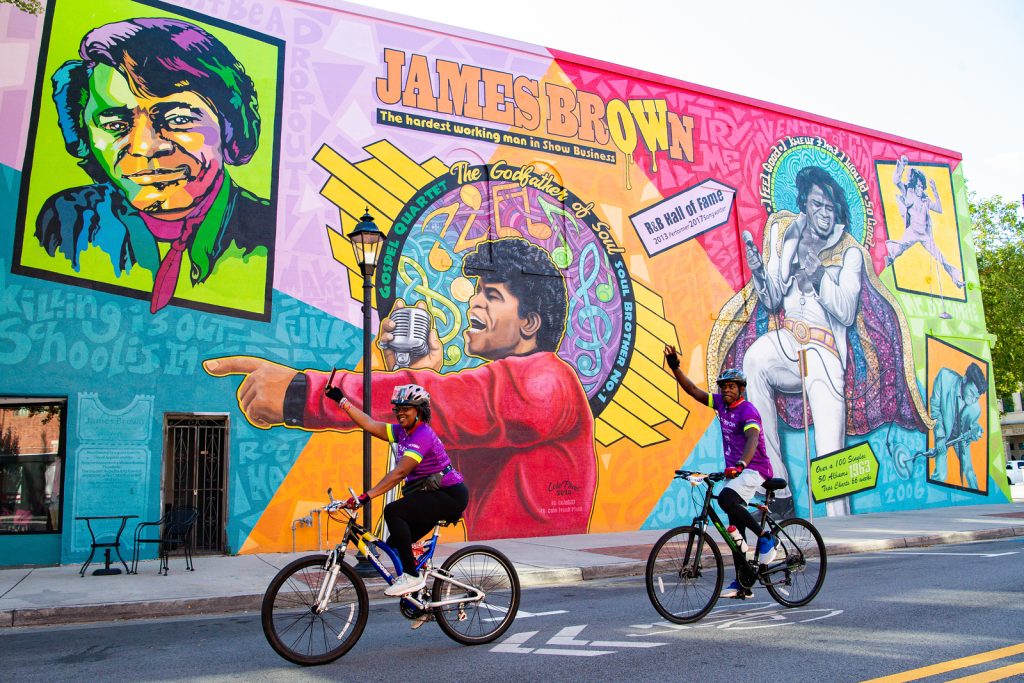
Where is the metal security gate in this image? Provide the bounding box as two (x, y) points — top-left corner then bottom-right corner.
(164, 415), (228, 554)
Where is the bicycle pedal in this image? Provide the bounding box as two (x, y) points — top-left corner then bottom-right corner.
(410, 614), (432, 630)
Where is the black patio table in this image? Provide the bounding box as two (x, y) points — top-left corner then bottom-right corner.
(76, 515), (138, 576)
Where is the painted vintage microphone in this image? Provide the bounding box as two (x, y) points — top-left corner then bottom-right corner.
(741, 230), (756, 251)
(383, 306), (432, 367)
(742, 229), (766, 283)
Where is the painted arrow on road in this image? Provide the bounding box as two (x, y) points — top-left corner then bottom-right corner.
(491, 625), (668, 656)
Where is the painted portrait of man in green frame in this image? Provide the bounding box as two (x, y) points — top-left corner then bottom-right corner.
(14, 0), (283, 320)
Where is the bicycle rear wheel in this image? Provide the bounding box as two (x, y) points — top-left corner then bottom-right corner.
(762, 517), (827, 607)
(261, 554), (368, 666)
(433, 545), (520, 645)
(645, 526), (723, 623)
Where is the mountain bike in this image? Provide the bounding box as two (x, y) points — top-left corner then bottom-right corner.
(646, 470), (826, 623)
(261, 488), (520, 666)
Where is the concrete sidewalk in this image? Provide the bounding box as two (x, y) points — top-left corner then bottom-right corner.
(2, 501), (1022, 628)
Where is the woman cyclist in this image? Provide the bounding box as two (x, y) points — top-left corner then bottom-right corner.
(327, 381), (469, 596)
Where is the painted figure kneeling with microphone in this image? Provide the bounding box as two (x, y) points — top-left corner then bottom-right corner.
(663, 345), (777, 598)
(328, 379), (469, 597)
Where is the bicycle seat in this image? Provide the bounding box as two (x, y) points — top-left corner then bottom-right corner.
(762, 478), (788, 491)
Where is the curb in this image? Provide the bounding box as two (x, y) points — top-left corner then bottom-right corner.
(3, 528), (1022, 628)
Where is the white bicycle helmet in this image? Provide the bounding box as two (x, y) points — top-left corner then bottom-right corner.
(391, 384), (430, 407)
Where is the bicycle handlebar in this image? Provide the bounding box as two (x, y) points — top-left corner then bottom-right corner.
(320, 487), (358, 517)
(674, 469), (726, 483)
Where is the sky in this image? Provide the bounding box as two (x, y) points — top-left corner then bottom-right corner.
(354, 0), (1023, 204)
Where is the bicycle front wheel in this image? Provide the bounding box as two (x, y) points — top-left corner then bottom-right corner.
(433, 545), (520, 645)
(261, 554), (368, 666)
(763, 517), (827, 608)
(646, 526), (724, 623)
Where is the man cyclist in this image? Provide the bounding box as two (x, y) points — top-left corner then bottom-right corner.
(664, 345), (775, 598)
(329, 381), (468, 597)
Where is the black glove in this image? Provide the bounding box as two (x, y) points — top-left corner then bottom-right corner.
(325, 383), (344, 404)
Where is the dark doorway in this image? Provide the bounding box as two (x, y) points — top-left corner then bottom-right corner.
(164, 415), (228, 553)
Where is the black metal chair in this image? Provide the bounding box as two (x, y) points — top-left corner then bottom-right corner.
(130, 506), (199, 575)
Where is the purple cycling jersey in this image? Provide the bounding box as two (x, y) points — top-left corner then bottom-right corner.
(387, 421), (464, 487)
(709, 393), (772, 479)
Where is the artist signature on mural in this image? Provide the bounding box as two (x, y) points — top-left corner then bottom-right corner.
(548, 480), (581, 497)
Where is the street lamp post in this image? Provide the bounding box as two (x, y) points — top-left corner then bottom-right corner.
(348, 209), (384, 560)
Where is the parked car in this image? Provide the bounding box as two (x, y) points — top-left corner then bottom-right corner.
(1007, 460), (1024, 485)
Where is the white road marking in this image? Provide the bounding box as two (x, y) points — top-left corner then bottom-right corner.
(532, 647), (614, 656)
(483, 608), (567, 622)
(629, 604), (843, 633)
(491, 625), (669, 656)
(879, 551), (1017, 558)
(590, 640), (666, 648)
(516, 609), (569, 618)
(547, 625), (589, 646)
(491, 631), (538, 653)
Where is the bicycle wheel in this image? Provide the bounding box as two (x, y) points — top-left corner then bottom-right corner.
(646, 526), (723, 624)
(762, 517), (827, 608)
(432, 545), (520, 645)
(261, 554), (368, 666)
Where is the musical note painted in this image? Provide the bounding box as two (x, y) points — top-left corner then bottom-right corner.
(568, 242), (613, 380)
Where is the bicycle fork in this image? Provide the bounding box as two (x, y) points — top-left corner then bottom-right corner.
(312, 551), (362, 641)
(314, 551), (341, 614)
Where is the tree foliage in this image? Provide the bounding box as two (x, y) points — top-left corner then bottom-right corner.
(970, 193), (1024, 399)
(0, 426), (19, 455)
(2, 0), (43, 14)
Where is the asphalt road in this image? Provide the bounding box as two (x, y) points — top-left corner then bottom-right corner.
(2, 538), (1023, 682)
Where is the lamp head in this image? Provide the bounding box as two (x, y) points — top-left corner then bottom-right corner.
(348, 208), (384, 276)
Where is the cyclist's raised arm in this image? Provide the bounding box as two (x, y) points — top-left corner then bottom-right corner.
(664, 345), (710, 406)
(331, 391), (389, 440)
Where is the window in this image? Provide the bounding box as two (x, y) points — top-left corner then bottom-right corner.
(0, 399), (66, 534)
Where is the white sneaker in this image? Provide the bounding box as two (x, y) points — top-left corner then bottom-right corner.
(384, 571), (426, 597)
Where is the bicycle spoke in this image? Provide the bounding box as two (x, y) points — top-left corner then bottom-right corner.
(433, 546), (520, 645)
(646, 526), (723, 624)
(262, 555), (368, 665)
(762, 518), (827, 608)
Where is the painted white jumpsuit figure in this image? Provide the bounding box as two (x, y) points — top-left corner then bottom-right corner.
(886, 156), (964, 288)
(743, 166), (861, 517)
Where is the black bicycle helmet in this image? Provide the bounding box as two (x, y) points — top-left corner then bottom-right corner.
(717, 368), (747, 386)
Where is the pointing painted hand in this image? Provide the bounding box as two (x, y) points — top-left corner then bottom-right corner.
(203, 356), (298, 429)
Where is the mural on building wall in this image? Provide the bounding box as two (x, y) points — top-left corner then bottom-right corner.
(205, 156), (648, 541)
(0, 0), (1010, 563)
(708, 142), (932, 519)
(925, 337), (989, 493)
(13, 1), (282, 320)
(877, 159), (967, 304)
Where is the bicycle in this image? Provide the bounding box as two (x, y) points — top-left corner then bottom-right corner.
(645, 470), (827, 623)
(261, 487), (520, 666)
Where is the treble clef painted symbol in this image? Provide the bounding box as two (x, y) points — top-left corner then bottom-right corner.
(539, 196), (583, 270)
(397, 255), (465, 364)
(569, 242), (612, 379)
